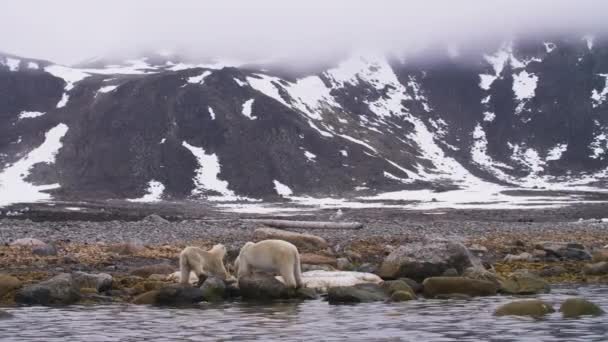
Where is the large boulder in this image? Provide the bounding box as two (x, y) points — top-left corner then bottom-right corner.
(238, 274), (291, 300)
(71, 272), (113, 293)
(200, 277), (227, 302)
(536, 242), (591, 261)
(495, 300), (555, 317)
(15, 273), (81, 305)
(381, 280), (416, 298)
(132, 290), (159, 305)
(300, 253), (337, 266)
(0, 274), (22, 298)
(253, 228), (328, 250)
(422, 277), (497, 298)
(141, 214), (169, 224)
(155, 285), (204, 306)
(378, 240), (476, 281)
(32, 244), (58, 256)
(298, 271), (382, 292)
(327, 283), (388, 304)
(583, 262), (608, 275)
(560, 298), (604, 318)
(500, 271), (550, 294)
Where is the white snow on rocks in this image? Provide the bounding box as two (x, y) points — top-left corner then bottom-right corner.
(45, 65), (90, 108)
(27, 62), (39, 69)
(0, 124), (68, 207)
(590, 133), (607, 159)
(513, 70), (538, 114)
(233, 78), (248, 87)
(509, 143), (545, 173)
(97, 85), (117, 94)
(18, 111), (45, 119)
(246, 75), (290, 107)
(273, 180), (293, 197)
(303, 150), (317, 162)
(483, 111), (496, 122)
(187, 71), (211, 84)
(340, 150), (348, 157)
(583, 35), (595, 50)
(591, 74), (608, 108)
(6, 58), (20, 71)
(544, 42), (557, 53)
(242, 99), (256, 120)
(208, 106), (216, 120)
(182, 141), (239, 200)
(127, 180), (165, 203)
(546, 144), (568, 161)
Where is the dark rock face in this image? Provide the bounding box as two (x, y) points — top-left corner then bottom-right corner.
(327, 283), (388, 304)
(15, 273), (80, 305)
(1, 35), (608, 203)
(422, 277), (498, 298)
(155, 285), (204, 306)
(238, 274), (291, 300)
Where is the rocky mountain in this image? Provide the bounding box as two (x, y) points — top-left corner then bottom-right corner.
(1, 35), (608, 206)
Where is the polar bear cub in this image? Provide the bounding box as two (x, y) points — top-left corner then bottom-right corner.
(179, 244), (229, 285)
(235, 239), (303, 288)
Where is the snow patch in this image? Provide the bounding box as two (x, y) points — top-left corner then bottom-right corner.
(591, 74), (608, 108)
(187, 71), (211, 84)
(127, 180), (165, 203)
(340, 150), (348, 157)
(45, 65), (90, 108)
(234, 78), (248, 87)
(242, 99), (256, 120)
(97, 85), (117, 94)
(544, 42), (556, 53)
(583, 35), (595, 50)
(546, 144), (568, 161)
(273, 180), (293, 197)
(303, 150), (317, 162)
(18, 111), (45, 119)
(27, 62), (39, 69)
(483, 111), (496, 122)
(0, 124), (68, 207)
(6, 58), (20, 71)
(208, 106), (216, 120)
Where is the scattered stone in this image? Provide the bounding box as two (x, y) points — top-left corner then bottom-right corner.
(32, 243), (58, 256)
(503, 252), (534, 262)
(107, 241), (144, 255)
(148, 274), (167, 281)
(295, 287), (318, 300)
(495, 300), (555, 317)
(300, 271), (383, 292)
(537, 242), (591, 261)
(132, 290), (159, 305)
(253, 228), (328, 250)
(468, 244), (488, 254)
(559, 298), (605, 318)
(583, 262), (608, 276)
(399, 278), (423, 293)
(156, 285), (204, 306)
(462, 267), (504, 287)
(422, 277), (498, 298)
(131, 264), (175, 278)
(356, 263), (378, 274)
(344, 250), (362, 262)
(500, 271), (550, 294)
(381, 280), (416, 298)
(143, 280), (165, 292)
(378, 240), (476, 281)
(390, 291), (415, 302)
(10, 238), (46, 247)
(141, 214), (169, 224)
(300, 253), (337, 266)
(327, 283), (388, 304)
(200, 277), (226, 302)
(72, 272), (113, 292)
(532, 249), (547, 259)
(539, 265), (568, 277)
(336, 257), (352, 270)
(238, 274), (290, 300)
(15, 273), (81, 305)
(0, 274), (22, 297)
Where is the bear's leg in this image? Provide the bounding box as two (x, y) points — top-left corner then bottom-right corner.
(179, 254), (192, 285)
(280, 264), (297, 288)
(237, 260), (251, 279)
(192, 262), (208, 286)
(293, 253), (303, 288)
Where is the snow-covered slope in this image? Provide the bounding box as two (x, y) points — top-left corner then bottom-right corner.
(1, 35), (608, 207)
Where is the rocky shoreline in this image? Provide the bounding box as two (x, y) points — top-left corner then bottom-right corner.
(2, 206), (608, 318)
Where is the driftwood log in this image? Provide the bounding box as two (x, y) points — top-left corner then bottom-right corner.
(243, 219), (363, 230)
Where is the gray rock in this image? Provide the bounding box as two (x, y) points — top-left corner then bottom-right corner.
(399, 278), (423, 293)
(130, 264), (175, 278)
(381, 280), (416, 298)
(442, 268), (459, 277)
(200, 277), (226, 301)
(378, 240), (477, 281)
(72, 272), (113, 292)
(560, 298), (605, 318)
(495, 300), (555, 317)
(156, 285), (204, 306)
(539, 265), (568, 277)
(537, 242), (591, 261)
(336, 257), (352, 270)
(422, 277), (498, 298)
(0, 310), (13, 319)
(500, 271), (550, 294)
(15, 273), (81, 305)
(327, 283), (388, 304)
(32, 244), (58, 256)
(238, 274), (291, 300)
(141, 214), (169, 224)
(356, 263), (378, 274)
(10, 238), (46, 247)
(583, 262), (608, 275)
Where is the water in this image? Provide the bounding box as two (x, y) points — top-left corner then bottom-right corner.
(1, 285), (608, 341)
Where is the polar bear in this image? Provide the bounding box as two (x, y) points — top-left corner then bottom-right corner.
(235, 239), (303, 288)
(179, 244), (229, 285)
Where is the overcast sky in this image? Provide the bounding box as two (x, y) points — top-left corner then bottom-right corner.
(2, 0), (608, 65)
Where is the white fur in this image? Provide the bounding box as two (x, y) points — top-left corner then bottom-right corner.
(179, 244), (229, 285)
(236, 240), (303, 288)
